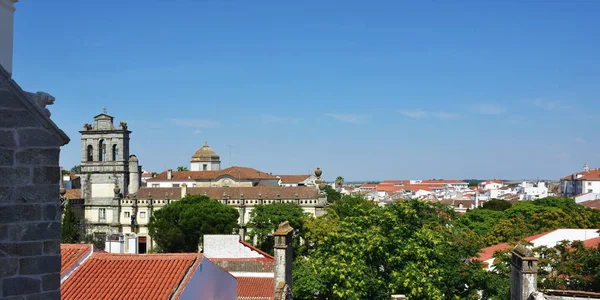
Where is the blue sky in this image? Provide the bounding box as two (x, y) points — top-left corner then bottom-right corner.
(11, 0), (600, 181)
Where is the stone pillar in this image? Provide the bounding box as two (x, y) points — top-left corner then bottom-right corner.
(128, 155), (140, 195)
(238, 194), (246, 240)
(111, 185), (121, 233)
(510, 244), (538, 300)
(274, 221), (294, 296)
(181, 183), (187, 198)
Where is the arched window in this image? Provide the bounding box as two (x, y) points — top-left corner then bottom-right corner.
(112, 144), (119, 161)
(99, 139), (106, 161)
(87, 145), (93, 161)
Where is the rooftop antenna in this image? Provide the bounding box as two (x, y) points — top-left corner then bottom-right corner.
(227, 144), (232, 167)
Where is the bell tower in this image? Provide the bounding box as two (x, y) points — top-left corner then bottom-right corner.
(80, 109), (132, 235)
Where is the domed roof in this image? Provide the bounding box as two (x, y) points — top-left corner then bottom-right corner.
(192, 142), (220, 161)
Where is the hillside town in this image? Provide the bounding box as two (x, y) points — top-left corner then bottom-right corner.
(2, 1), (600, 300)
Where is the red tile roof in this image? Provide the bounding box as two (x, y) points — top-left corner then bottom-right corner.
(581, 199), (600, 209)
(475, 230), (557, 262)
(561, 169), (600, 181)
(277, 175), (312, 184)
(61, 244), (92, 275)
(360, 184), (378, 188)
(131, 186), (319, 200)
(61, 253), (201, 300)
(237, 277), (274, 300)
(148, 166), (277, 182)
(583, 236), (600, 248)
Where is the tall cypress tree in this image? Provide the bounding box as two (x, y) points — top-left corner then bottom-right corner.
(61, 201), (81, 243)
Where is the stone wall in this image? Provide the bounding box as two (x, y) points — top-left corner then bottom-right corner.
(0, 74), (69, 299)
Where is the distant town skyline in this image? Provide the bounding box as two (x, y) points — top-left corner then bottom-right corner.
(11, 0), (600, 180)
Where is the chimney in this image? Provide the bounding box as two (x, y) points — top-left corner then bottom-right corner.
(181, 183), (187, 198)
(167, 168), (172, 180)
(128, 155), (140, 195)
(510, 244), (538, 300)
(274, 221), (293, 298)
(0, 0), (17, 75)
(391, 296), (406, 300)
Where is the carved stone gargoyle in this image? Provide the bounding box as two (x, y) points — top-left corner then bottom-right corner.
(25, 91), (55, 117)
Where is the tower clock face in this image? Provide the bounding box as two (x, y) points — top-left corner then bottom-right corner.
(223, 179), (231, 186)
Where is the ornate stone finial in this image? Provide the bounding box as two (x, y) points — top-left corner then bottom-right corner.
(113, 185), (120, 196)
(258, 192), (262, 199)
(314, 167), (322, 178)
(83, 123), (93, 130)
(274, 221), (294, 236)
(240, 193), (244, 198)
(103, 107), (107, 114)
(119, 121), (128, 130)
(277, 192), (281, 198)
(59, 187), (66, 196)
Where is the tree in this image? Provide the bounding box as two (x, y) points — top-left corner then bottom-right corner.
(176, 166), (188, 171)
(151, 172), (158, 177)
(61, 201), (81, 244)
(482, 199), (512, 211)
(335, 176), (344, 187)
(294, 196), (488, 299)
(247, 202), (309, 255)
(324, 185), (341, 204)
(70, 165), (82, 173)
(148, 195), (239, 252)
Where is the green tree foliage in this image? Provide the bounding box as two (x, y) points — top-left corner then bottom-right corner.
(482, 199), (512, 211)
(148, 195), (239, 252)
(61, 201), (81, 244)
(70, 165), (82, 173)
(176, 166), (188, 171)
(294, 196), (490, 299)
(247, 202), (308, 255)
(324, 185), (341, 204)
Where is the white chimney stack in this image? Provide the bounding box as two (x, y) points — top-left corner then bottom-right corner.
(0, 0), (18, 75)
(167, 169), (173, 180)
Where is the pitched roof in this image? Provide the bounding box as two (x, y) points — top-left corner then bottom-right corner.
(131, 186), (319, 200)
(0, 64), (70, 145)
(148, 166), (277, 182)
(475, 230), (554, 262)
(581, 199), (600, 209)
(64, 189), (82, 199)
(277, 175), (312, 184)
(61, 253), (200, 300)
(583, 236), (600, 248)
(61, 244), (92, 275)
(237, 277), (274, 300)
(561, 169), (600, 181)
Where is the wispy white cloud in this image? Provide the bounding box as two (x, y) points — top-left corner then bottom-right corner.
(531, 98), (571, 110)
(261, 114), (301, 125)
(472, 103), (506, 115)
(169, 119), (219, 128)
(574, 137), (586, 144)
(193, 130), (202, 135)
(325, 113), (369, 124)
(400, 110), (460, 120)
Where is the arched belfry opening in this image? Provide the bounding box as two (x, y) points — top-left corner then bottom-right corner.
(99, 139), (106, 161)
(87, 145), (93, 161)
(112, 144), (119, 161)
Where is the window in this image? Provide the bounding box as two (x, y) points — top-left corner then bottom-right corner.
(152, 184), (159, 188)
(124, 211), (130, 218)
(99, 208), (106, 222)
(112, 144), (119, 161)
(86, 145), (94, 161)
(140, 211), (146, 219)
(172, 184), (180, 188)
(203, 164), (208, 171)
(588, 182), (592, 186)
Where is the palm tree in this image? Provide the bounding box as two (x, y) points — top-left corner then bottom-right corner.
(335, 176), (345, 188)
(177, 166), (188, 171)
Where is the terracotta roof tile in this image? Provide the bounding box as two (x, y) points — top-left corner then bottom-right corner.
(61, 244), (92, 275)
(277, 175), (312, 184)
(131, 186), (319, 200)
(475, 230), (557, 262)
(64, 189), (82, 199)
(583, 236), (600, 248)
(148, 166), (277, 182)
(237, 277), (274, 300)
(561, 169), (600, 181)
(61, 253), (200, 300)
(581, 199), (600, 209)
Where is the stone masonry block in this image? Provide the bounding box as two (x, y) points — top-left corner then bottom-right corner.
(0, 167), (31, 185)
(10, 222), (60, 242)
(41, 274), (60, 292)
(33, 167), (60, 185)
(17, 129), (61, 148)
(16, 149), (59, 166)
(19, 256), (61, 276)
(0, 225), (8, 241)
(0, 257), (18, 277)
(0, 109), (37, 128)
(0, 242), (42, 257)
(0, 187), (15, 202)
(0, 148), (14, 166)
(0, 129), (16, 148)
(0, 204), (42, 224)
(42, 204), (60, 221)
(2, 277), (41, 297)
(27, 290), (60, 300)
(3, 296), (25, 300)
(42, 241), (60, 256)
(14, 185), (59, 204)
(0, 89), (26, 109)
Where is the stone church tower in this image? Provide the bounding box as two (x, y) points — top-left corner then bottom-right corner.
(80, 110), (141, 236)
